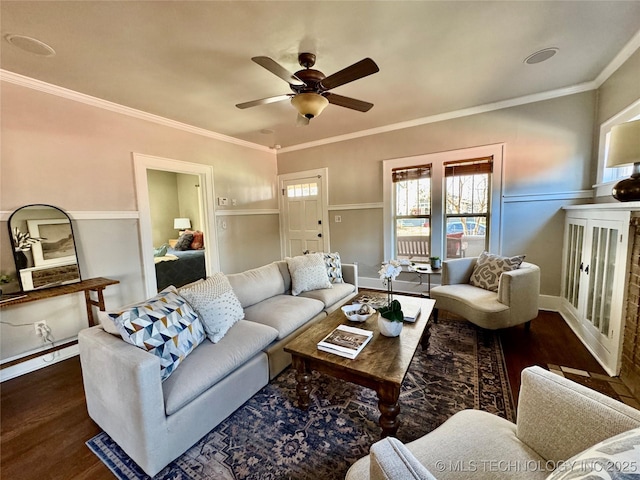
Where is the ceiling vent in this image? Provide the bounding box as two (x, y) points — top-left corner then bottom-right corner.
(524, 47), (558, 65)
(5, 34), (56, 57)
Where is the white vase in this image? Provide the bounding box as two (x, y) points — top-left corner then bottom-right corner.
(378, 313), (403, 337)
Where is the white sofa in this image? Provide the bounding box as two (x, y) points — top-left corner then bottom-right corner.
(346, 366), (640, 480)
(78, 259), (357, 476)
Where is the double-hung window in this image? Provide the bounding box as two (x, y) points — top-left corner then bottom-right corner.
(393, 165), (431, 261)
(384, 145), (503, 264)
(444, 157), (492, 259)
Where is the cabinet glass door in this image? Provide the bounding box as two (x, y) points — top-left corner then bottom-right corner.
(563, 220), (585, 310)
(585, 225), (618, 338)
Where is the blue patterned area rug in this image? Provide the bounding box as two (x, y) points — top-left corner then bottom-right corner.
(87, 316), (515, 479)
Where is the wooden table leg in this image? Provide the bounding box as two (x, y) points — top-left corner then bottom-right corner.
(291, 355), (312, 410)
(421, 320), (432, 350)
(377, 383), (401, 438)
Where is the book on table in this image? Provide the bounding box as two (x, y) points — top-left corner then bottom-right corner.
(399, 298), (422, 322)
(317, 324), (374, 359)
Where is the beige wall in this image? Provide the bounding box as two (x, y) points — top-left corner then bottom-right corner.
(147, 169), (181, 247)
(596, 48), (640, 127)
(0, 81), (280, 363)
(278, 92), (597, 294)
(147, 170), (202, 247)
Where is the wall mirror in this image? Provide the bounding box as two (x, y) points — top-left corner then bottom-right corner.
(8, 204), (81, 292)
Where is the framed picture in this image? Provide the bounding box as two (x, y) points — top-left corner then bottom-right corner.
(27, 218), (77, 267)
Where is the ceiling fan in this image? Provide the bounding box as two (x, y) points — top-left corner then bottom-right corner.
(236, 52), (379, 125)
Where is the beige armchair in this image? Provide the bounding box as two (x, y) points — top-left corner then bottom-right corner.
(346, 366), (640, 480)
(429, 257), (540, 330)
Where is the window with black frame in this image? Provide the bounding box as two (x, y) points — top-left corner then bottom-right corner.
(444, 157), (492, 259)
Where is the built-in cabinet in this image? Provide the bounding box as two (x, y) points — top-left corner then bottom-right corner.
(561, 205), (635, 375)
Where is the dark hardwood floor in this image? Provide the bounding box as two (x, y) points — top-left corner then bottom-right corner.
(0, 310), (625, 479)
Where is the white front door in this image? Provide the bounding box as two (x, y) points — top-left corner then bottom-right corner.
(280, 171), (327, 257)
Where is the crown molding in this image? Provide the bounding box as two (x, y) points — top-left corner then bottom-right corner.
(594, 29), (640, 87)
(278, 82), (597, 153)
(0, 70), (272, 154)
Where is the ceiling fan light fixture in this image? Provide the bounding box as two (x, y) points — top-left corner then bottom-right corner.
(291, 93), (329, 119)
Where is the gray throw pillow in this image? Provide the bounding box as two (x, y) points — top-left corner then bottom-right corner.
(179, 273), (245, 343)
(286, 253), (333, 296)
(469, 251), (525, 292)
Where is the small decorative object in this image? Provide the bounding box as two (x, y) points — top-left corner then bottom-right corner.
(377, 299), (404, 337)
(341, 303), (375, 322)
(0, 273), (11, 296)
(11, 227), (44, 270)
(429, 256), (441, 269)
(378, 259), (402, 305)
(12, 227), (44, 252)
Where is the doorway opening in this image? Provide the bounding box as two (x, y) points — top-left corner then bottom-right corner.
(133, 153), (219, 298)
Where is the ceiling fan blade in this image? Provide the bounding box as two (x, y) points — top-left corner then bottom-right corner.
(236, 94), (292, 109)
(296, 114), (310, 127)
(325, 93), (374, 112)
(320, 58), (379, 91)
(252, 56), (305, 86)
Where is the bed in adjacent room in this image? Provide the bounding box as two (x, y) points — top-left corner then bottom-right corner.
(154, 231), (206, 290)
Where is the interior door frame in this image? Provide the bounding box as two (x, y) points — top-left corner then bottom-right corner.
(133, 153), (220, 297)
(278, 168), (329, 258)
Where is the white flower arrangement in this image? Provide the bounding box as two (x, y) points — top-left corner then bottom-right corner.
(378, 259), (402, 282)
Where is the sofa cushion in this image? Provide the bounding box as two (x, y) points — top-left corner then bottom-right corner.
(430, 284), (510, 313)
(545, 426), (640, 480)
(469, 251), (525, 292)
(347, 409), (547, 480)
(108, 287), (206, 381)
(227, 262), (286, 308)
(243, 294), (325, 340)
(286, 253), (333, 296)
(299, 282), (356, 308)
(406, 409), (546, 480)
(179, 273), (245, 343)
(162, 320), (278, 415)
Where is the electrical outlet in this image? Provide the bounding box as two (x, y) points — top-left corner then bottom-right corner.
(218, 197), (228, 206)
(335, 215), (342, 223)
(34, 320), (47, 336)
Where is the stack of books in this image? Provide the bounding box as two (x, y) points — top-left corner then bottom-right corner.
(317, 324), (373, 359)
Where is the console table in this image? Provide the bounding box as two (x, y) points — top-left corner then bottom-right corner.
(0, 277), (119, 327)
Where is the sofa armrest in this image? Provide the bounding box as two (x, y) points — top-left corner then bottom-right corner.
(369, 437), (436, 480)
(497, 262), (540, 321)
(516, 366), (640, 463)
(78, 327), (167, 459)
(441, 257), (476, 285)
(342, 263), (358, 291)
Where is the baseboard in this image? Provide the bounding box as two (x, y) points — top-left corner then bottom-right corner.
(0, 344), (79, 382)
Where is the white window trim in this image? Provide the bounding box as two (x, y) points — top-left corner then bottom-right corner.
(383, 144), (504, 261)
(594, 98), (640, 198)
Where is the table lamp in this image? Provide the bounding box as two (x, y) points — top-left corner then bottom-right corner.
(606, 119), (640, 202)
(173, 218), (191, 235)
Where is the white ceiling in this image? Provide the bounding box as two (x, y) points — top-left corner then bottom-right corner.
(2, 1), (640, 149)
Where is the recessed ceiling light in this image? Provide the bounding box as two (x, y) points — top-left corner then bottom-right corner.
(524, 47), (558, 65)
(4, 34), (55, 57)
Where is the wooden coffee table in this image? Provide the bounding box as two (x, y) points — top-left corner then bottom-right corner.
(284, 294), (435, 438)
